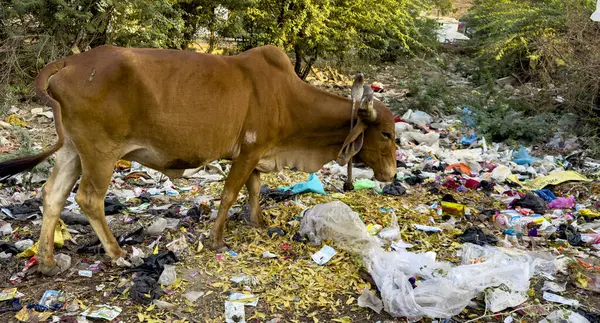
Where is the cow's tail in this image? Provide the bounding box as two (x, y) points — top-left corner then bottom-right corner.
(0, 59), (68, 180)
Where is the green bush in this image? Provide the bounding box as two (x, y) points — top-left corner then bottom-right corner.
(0, 0), (185, 103)
(473, 98), (558, 143)
(465, 0), (600, 152)
(466, 0), (597, 81)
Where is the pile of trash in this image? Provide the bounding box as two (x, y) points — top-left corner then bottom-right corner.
(0, 106), (599, 322)
(300, 201), (557, 319)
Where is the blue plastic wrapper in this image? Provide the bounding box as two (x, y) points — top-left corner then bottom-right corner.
(513, 146), (539, 165)
(533, 189), (557, 202)
(279, 173), (326, 195)
(461, 107), (476, 127)
(460, 134), (477, 146)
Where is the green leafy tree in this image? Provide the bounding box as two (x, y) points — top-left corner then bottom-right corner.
(0, 0), (185, 100)
(239, 0), (441, 79)
(176, 0), (251, 51)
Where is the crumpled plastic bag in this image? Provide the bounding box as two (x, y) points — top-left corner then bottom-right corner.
(400, 131), (440, 147)
(382, 179), (406, 196)
(130, 275), (164, 304)
(458, 227), (498, 246)
(327, 163), (374, 180)
(461, 135), (477, 146)
(395, 122), (414, 137)
(556, 224), (583, 246)
(54, 253), (71, 273)
(533, 189), (556, 202)
(158, 264), (177, 286)
(548, 196), (576, 209)
(125, 251), (178, 304)
(511, 193), (547, 214)
(402, 109), (432, 127)
(53, 219), (72, 248)
(279, 173), (326, 195)
(145, 217), (168, 236)
(299, 201), (557, 319)
(539, 309), (590, 323)
(378, 210), (399, 241)
(513, 146), (539, 165)
(353, 179), (376, 190)
(357, 288), (383, 313)
(260, 185), (294, 202)
(491, 166), (511, 183)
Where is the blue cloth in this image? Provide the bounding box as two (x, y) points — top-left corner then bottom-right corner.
(279, 173), (326, 195)
(533, 189), (557, 202)
(513, 146), (539, 165)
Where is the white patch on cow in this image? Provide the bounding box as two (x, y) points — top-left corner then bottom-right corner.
(244, 131), (257, 144)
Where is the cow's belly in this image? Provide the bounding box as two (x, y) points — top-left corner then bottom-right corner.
(120, 141), (238, 172)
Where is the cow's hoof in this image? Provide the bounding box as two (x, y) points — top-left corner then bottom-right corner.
(38, 262), (60, 276)
(343, 182), (354, 192)
(250, 217), (265, 228)
(208, 240), (229, 253)
(110, 249), (129, 267)
(110, 248), (127, 260)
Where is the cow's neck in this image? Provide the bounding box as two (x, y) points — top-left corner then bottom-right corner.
(293, 81), (354, 140)
(275, 81), (356, 172)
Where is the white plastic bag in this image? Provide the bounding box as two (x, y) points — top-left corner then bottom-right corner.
(299, 201), (557, 320)
(158, 265), (177, 286)
(378, 210), (399, 241)
(401, 132), (440, 147)
(326, 163), (374, 180)
(145, 217), (168, 236)
(539, 310), (590, 323)
(491, 165), (512, 183)
(55, 253), (72, 273)
(403, 109), (433, 127)
(357, 288), (383, 313)
(395, 122), (414, 137)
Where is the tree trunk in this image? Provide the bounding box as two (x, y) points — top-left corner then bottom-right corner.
(179, 0), (201, 50)
(207, 6), (217, 53)
(277, 0), (288, 28)
(207, 30), (216, 53)
(294, 44), (303, 77)
(300, 50), (318, 80)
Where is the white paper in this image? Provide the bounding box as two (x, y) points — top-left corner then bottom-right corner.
(311, 245), (337, 265)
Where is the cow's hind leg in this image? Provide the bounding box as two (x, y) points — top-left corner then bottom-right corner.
(38, 142), (82, 276)
(209, 156), (260, 251)
(246, 169), (264, 227)
(75, 154), (125, 260)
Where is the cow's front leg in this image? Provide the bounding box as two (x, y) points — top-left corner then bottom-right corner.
(245, 169), (264, 227)
(209, 156), (259, 251)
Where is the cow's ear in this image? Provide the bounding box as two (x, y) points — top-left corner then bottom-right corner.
(337, 120), (368, 165)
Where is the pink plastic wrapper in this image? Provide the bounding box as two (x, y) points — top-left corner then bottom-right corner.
(548, 196), (576, 209)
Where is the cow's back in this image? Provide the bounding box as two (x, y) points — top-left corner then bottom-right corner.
(47, 45), (293, 170)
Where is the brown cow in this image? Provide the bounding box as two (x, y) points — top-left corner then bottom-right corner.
(0, 45), (396, 275)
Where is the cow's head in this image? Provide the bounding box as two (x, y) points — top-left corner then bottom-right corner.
(337, 74), (397, 182)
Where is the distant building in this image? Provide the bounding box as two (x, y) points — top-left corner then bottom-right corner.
(434, 17), (470, 43)
(592, 0), (600, 21)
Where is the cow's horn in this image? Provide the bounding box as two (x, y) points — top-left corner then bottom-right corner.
(351, 73), (364, 102)
(358, 85), (377, 123)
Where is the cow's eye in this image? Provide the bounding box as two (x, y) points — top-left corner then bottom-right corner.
(382, 132), (393, 140)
